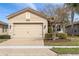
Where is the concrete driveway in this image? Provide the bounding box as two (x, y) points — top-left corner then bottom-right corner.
(0, 39), (57, 56)
(0, 48), (57, 56)
(0, 39), (44, 46)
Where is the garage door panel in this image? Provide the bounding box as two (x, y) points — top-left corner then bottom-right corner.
(13, 24), (43, 39)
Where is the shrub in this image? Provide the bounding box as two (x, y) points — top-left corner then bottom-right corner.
(48, 27), (52, 33)
(56, 33), (67, 39)
(45, 33), (52, 39)
(0, 35), (10, 39)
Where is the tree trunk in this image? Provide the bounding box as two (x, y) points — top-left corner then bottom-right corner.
(71, 10), (74, 36)
(53, 24), (57, 40)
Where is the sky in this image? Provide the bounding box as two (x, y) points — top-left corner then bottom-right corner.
(0, 3), (79, 23)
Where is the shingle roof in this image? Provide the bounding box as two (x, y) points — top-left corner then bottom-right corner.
(0, 21), (8, 25)
(66, 21), (79, 27)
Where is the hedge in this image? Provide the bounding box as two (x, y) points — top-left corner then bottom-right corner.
(45, 33), (52, 39)
(56, 33), (67, 39)
(48, 27), (52, 33)
(0, 35), (10, 39)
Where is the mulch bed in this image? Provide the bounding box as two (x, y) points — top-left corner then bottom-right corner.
(44, 39), (71, 42)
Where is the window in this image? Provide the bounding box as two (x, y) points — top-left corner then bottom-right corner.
(74, 30), (77, 32)
(2, 25), (7, 32)
(57, 25), (61, 31)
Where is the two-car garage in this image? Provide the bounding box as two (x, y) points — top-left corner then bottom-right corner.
(13, 23), (43, 39)
(8, 8), (48, 40)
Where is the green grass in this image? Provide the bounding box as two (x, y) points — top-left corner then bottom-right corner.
(44, 35), (79, 46)
(0, 39), (9, 43)
(44, 40), (79, 46)
(51, 48), (79, 54)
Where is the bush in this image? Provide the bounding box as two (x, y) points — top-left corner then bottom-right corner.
(45, 33), (52, 39)
(0, 35), (10, 39)
(48, 27), (52, 33)
(56, 33), (67, 39)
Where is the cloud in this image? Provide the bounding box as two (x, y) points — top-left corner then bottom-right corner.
(12, 3), (37, 10)
(27, 3), (37, 10)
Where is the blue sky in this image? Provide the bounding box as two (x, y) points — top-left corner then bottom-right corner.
(0, 3), (79, 23)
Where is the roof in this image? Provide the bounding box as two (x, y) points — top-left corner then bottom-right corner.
(7, 8), (47, 19)
(0, 21), (8, 25)
(73, 21), (79, 25)
(66, 21), (79, 27)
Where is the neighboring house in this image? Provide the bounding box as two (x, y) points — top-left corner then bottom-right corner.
(66, 21), (79, 35)
(8, 8), (48, 39)
(0, 21), (8, 35)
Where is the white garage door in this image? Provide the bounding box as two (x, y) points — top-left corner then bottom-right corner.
(13, 23), (43, 39)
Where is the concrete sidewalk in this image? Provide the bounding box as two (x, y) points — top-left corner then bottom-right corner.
(0, 48), (57, 56)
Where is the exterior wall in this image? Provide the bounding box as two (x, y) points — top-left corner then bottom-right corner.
(8, 11), (48, 39)
(0, 24), (3, 33)
(66, 24), (79, 35)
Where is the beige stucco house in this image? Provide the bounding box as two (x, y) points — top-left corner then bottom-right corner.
(8, 8), (48, 39)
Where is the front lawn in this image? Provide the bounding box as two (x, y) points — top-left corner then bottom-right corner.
(44, 34), (79, 46)
(44, 33), (79, 46)
(51, 48), (79, 54)
(44, 39), (79, 46)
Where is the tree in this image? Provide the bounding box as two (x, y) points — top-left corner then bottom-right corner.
(41, 4), (69, 40)
(40, 4), (58, 40)
(65, 3), (79, 36)
(54, 7), (69, 33)
(40, 4), (56, 27)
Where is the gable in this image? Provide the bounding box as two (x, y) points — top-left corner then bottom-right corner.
(8, 8), (47, 20)
(8, 11), (48, 25)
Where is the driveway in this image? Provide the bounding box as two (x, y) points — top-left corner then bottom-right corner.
(0, 48), (57, 56)
(0, 39), (44, 46)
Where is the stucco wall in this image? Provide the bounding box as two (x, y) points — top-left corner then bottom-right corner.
(8, 11), (48, 39)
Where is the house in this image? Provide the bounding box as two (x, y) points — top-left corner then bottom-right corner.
(8, 8), (48, 39)
(66, 21), (79, 35)
(47, 16), (65, 33)
(0, 21), (8, 35)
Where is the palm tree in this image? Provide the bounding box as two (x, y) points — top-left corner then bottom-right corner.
(65, 3), (79, 36)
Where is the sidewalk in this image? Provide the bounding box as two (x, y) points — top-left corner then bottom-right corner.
(0, 48), (57, 56)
